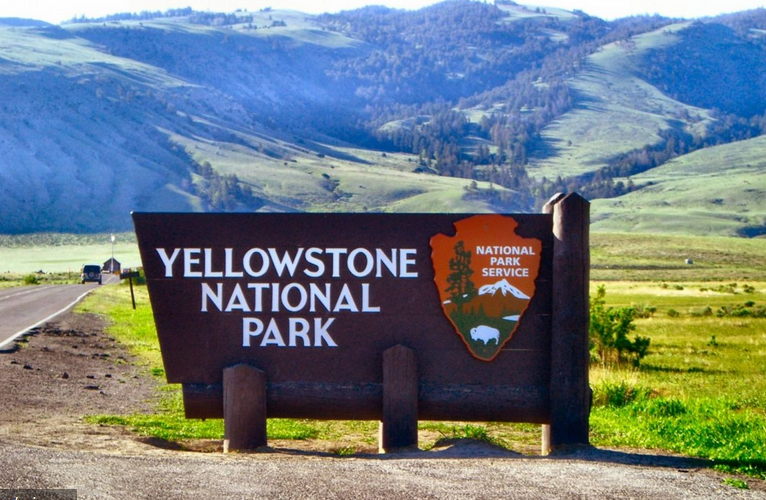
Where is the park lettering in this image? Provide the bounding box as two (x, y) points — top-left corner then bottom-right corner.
(475, 245), (536, 256)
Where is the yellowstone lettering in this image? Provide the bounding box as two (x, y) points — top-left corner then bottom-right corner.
(156, 246), (418, 279)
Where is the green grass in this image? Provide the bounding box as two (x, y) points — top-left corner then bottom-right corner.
(0, 232), (141, 274)
(723, 477), (751, 490)
(588, 280), (766, 478)
(75, 285), (163, 369)
(88, 392), (320, 442)
(590, 233), (766, 281)
(418, 422), (512, 450)
(0, 271), (79, 288)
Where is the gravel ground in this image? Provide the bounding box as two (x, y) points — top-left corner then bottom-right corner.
(0, 312), (764, 499)
(1, 443), (763, 500)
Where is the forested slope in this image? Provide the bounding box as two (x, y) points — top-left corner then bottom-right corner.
(1, 1), (765, 235)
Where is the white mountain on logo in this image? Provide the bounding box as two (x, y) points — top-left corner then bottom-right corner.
(478, 279), (530, 300)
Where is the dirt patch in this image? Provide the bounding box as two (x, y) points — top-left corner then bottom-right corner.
(0, 311), (162, 454)
(0, 312), (499, 457)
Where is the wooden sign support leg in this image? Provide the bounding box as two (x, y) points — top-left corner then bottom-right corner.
(542, 193), (591, 454)
(223, 364), (267, 453)
(379, 345), (418, 453)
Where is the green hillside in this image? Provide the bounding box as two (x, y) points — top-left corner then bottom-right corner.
(527, 22), (715, 180)
(591, 135), (766, 236)
(2, 3), (766, 236)
(0, 13), (514, 233)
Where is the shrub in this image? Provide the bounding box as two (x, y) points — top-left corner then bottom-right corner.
(700, 283), (740, 294)
(120, 268), (146, 286)
(717, 303), (766, 318)
(23, 274), (40, 285)
(589, 286), (650, 367)
(667, 308), (680, 318)
(633, 304), (657, 319)
(691, 306), (713, 317)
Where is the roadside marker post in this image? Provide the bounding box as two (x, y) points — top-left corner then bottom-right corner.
(119, 270), (141, 310)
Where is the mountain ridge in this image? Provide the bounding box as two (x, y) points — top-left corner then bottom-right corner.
(1, 2), (765, 235)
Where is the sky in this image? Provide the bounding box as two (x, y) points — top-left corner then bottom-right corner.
(0, 0), (764, 25)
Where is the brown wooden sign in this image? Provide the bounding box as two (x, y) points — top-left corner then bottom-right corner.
(132, 193), (590, 453)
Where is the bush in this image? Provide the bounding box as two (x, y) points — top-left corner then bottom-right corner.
(700, 283), (739, 294)
(23, 274), (40, 285)
(667, 308), (680, 317)
(589, 286), (651, 367)
(717, 303), (766, 318)
(120, 268), (146, 286)
(633, 304), (657, 319)
(690, 306), (713, 317)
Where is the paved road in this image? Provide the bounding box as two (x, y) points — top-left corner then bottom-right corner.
(0, 281), (107, 349)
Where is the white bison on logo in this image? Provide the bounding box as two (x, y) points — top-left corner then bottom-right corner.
(470, 325), (500, 345)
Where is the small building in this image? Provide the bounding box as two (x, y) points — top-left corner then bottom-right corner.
(103, 258), (121, 274)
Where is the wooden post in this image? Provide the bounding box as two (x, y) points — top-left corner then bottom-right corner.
(223, 364), (267, 453)
(379, 345), (418, 453)
(128, 276), (136, 310)
(542, 193), (566, 215)
(120, 271), (140, 310)
(546, 193), (591, 452)
(541, 193), (564, 455)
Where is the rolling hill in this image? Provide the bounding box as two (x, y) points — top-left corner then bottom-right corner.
(590, 135), (766, 236)
(1, 2), (766, 236)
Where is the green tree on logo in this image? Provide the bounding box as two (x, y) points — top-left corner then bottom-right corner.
(446, 240), (476, 314)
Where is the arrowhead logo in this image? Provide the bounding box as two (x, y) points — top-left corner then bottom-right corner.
(430, 215), (542, 361)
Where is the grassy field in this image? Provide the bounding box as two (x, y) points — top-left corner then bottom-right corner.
(589, 232), (766, 281)
(3, 230), (764, 277)
(0, 232), (141, 275)
(589, 281), (766, 479)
